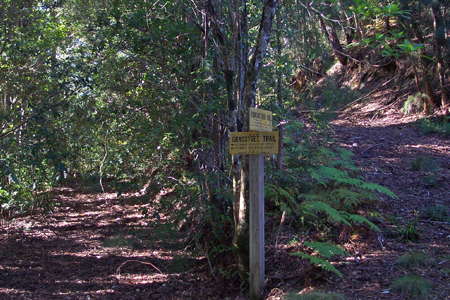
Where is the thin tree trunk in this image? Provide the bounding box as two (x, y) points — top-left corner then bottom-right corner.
(399, 0), (436, 110)
(235, 0), (280, 278)
(318, 17), (347, 65)
(431, 0), (448, 107)
(203, 0), (280, 281)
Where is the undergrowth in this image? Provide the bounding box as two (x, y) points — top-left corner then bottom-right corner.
(418, 116), (450, 137)
(396, 252), (430, 269)
(390, 274), (432, 299)
(291, 242), (347, 276)
(397, 220), (421, 242)
(402, 93), (429, 114)
(266, 120), (395, 276)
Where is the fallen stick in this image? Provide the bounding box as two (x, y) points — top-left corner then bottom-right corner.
(116, 260), (163, 276)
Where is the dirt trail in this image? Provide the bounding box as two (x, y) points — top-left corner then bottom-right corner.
(1, 111), (449, 300)
(0, 189), (234, 299)
(327, 112), (450, 299)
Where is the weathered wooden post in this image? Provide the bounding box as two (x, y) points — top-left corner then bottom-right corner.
(249, 153), (265, 300)
(230, 108), (278, 300)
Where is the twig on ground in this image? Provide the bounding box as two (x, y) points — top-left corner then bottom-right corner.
(275, 210), (286, 250)
(116, 260), (163, 276)
(205, 250), (216, 279)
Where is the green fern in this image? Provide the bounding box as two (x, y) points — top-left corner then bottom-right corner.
(304, 241), (347, 259)
(301, 201), (352, 226)
(266, 183), (298, 215)
(360, 182), (397, 198)
(343, 213), (380, 232)
(291, 242), (347, 277)
(310, 166), (396, 199)
(300, 201), (379, 231)
(332, 188), (367, 208)
(310, 166), (355, 186)
(290, 252), (343, 277)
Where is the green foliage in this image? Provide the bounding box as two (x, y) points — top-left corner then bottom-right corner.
(291, 252), (343, 277)
(300, 201), (380, 232)
(0, 184), (34, 215)
(285, 291), (346, 300)
(418, 116), (450, 137)
(396, 252), (431, 269)
(397, 221), (420, 242)
(390, 275), (432, 299)
(2, 0), (439, 291)
(291, 242), (347, 277)
(402, 93), (430, 115)
(304, 241), (348, 259)
(421, 174), (438, 187)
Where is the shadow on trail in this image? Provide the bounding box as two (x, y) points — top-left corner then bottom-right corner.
(0, 188), (230, 299)
(332, 121), (450, 212)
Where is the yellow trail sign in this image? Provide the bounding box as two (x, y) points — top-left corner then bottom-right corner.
(249, 108), (273, 132)
(229, 131), (279, 155)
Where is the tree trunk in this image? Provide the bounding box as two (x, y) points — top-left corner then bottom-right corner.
(318, 17), (347, 65)
(399, 0), (436, 110)
(203, 0), (280, 283)
(235, 0), (280, 279)
(431, 0), (448, 107)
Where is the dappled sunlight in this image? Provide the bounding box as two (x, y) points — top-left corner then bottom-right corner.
(0, 186), (212, 299)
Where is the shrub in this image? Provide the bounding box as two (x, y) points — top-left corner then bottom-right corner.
(418, 116), (450, 137)
(402, 93), (429, 114)
(390, 275), (432, 299)
(397, 221), (420, 242)
(396, 252), (430, 269)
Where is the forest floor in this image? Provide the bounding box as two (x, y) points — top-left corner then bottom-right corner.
(324, 109), (449, 299)
(1, 106), (449, 299)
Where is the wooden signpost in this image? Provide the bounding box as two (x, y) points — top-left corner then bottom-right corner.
(229, 131), (278, 155)
(229, 108), (278, 300)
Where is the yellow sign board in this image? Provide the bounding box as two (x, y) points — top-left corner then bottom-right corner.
(230, 131), (279, 155)
(249, 108), (273, 132)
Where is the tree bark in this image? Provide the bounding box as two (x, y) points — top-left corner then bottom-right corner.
(202, 0), (280, 282)
(235, 0), (280, 278)
(318, 17), (347, 65)
(431, 0), (448, 107)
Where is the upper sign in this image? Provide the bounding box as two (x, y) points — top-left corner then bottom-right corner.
(229, 131), (279, 155)
(249, 108), (273, 132)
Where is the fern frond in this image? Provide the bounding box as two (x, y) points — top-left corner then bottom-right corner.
(304, 241), (348, 259)
(311, 166), (363, 186)
(344, 213), (380, 232)
(360, 182), (397, 198)
(291, 252), (343, 277)
(332, 188), (365, 208)
(276, 186), (296, 202)
(301, 201), (351, 226)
